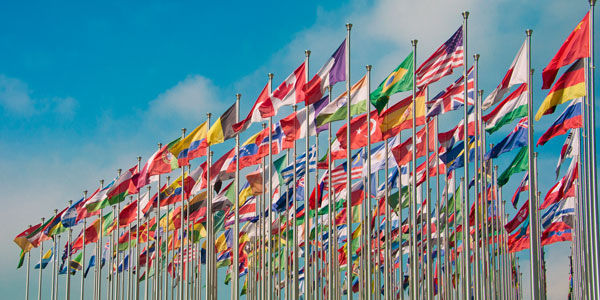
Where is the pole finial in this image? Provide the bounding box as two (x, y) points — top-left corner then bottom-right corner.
(591, 0), (597, 6)
(207, 112), (212, 118)
(182, 128), (186, 135)
(479, 89), (484, 97)
(462, 11), (469, 19)
(268, 73), (274, 79)
(236, 93), (241, 100)
(473, 53), (480, 60)
(411, 39), (418, 46)
(262, 123), (267, 129)
(305, 50), (311, 57)
(526, 29), (533, 36)
(346, 23), (353, 30)
(69, 199), (73, 205)
(292, 105), (297, 111)
(366, 65), (372, 71)
(54, 209), (58, 214)
(158, 143), (162, 149)
(100, 179), (104, 185)
(137, 156), (141, 162)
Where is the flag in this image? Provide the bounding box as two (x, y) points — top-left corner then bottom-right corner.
(207, 103), (237, 145)
(259, 62), (306, 117)
(541, 221), (572, 246)
(510, 173), (529, 208)
(104, 165), (139, 207)
(416, 26), (464, 88)
(540, 159), (578, 210)
(541, 197), (575, 230)
(542, 12), (590, 89)
(14, 223), (42, 252)
(391, 120), (435, 166)
(336, 109), (383, 150)
(316, 74), (368, 126)
(426, 66), (474, 118)
(484, 118), (528, 160)
(555, 128), (580, 179)
(61, 198), (84, 228)
(497, 146), (528, 186)
(483, 83), (528, 133)
(302, 39), (346, 105)
(136, 138), (180, 189)
(84, 255), (96, 278)
(379, 90), (427, 140)
(536, 59), (586, 120)
(437, 108), (475, 149)
(169, 121), (208, 166)
(76, 189), (101, 222)
(537, 98), (582, 146)
(370, 52), (413, 112)
(84, 180), (115, 212)
(323, 149), (363, 190)
(232, 83), (270, 133)
(34, 248), (53, 270)
(482, 39), (528, 110)
(118, 199), (138, 227)
(279, 102), (318, 141)
(504, 200), (529, 233)
(70, 252), (83, 272)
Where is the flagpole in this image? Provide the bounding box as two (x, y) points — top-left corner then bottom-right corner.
(364, 64), (373, 300)
(302, 49), (312, 300)
(81, 193), (87, 300)
(50, 211), (57, 300)
(442, 173), (450, 300)
(344, 23), (353, 300)
(424, 90), (433, 300)
(154, 145), (162, 300)
(523, 28), (541, 300)
(409, 38), (418, 300)
(234, 93), (241, 300)
(36, 219), (44, 300)
(434, 117), (443, 300)
(116, 181), (122, 300)
(205, 140), (212, 300)
(98, 179), (105, 300)
(66, 201), (73, 300)
(326, 86), (334, 300)
(260, 147), (266, 300)
(177, 128), (186, 300)
(385, 107), (391, 300)
(127, 207), (132, 300)
(135, 156), (142, 300)
(55, 235), (60, 300)
(471, 53), (482, 300)
(291, 104), (299, 300)
(266, 72), (274, 300)
(25, 225), (31, 300)
(146, 186), (151, 300)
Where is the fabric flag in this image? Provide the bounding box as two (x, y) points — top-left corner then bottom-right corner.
(416, 26), (464, 88)
(536, 59), (586, 120)
(379, 90), (427, 140)
(279, 102), (318, 141)
(232, 83), (270, 133)
(484, 118), (528, 160)
(336, 109), (383, 150)
(366, 135), (400, 175)
(62, 198), (84, 228)
(324, 149), (364, 190)
(34, 248), (53, 270)
(136, 138), (180, 189)
(259, 62), (306, 117)
(84, 255), (96, 278)
(510, 173), (529, 208)
(504, 200), (529, 233)
(14, 223), (42, 252)
(118, 199), (138, 227)
(497, 146), (528, 186)
(303, 39), (347, 105)
(482, 39), (528, 110)
(104, 165), (139, 208)
(555, 128), (580, 179)
(207, 103), (237, 145)
(426, 66), (474, 118)
(316, 74), (368, 126)
(541, 197), (575, 230)
(84, 180), (115, 212)
(76, 189), (101, 222)
(69, 252), (83, 272)
(437, 108), (475, 149)
(541, 221), (572, 246)
(370, 52), (413, 113)
(483, 83), (528, 133)
(542, 12), (590, 89)
(391, 120), (435, 166)
(540, 159), (578, 210)
(169, 121), (208, 166)
(537, 98), (582, 146)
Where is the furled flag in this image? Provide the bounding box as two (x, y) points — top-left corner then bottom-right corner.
(303, 39), (347, 105)
(370, 52), (413, 113)
(537, 98), (582, 146)
(136, 138), (180, 189)
(336, 109), (383, 150)
(504, 200), (529, 233)
(34, 248), (53, 270)
(169, 121), (208, 166)
(416, 26), (464, 88)
(426, 66), (474, 118)
(482, 39), (528, 110)
(207, 103), (237, 146)
(497, 146), (528, 186)
(510, 172), (529, 208)
(483, 83), (528, 134)
(316, 74), (368, 126)
(541, 197), (575, 230)
(555, 128), (580, 180)
(484, 118), (528, 160)
(536, 59), (585, 120)
(542, 12), (590, 89)
(259, 62), (306, 117)
(379, 90), (427, 140)
(232, 83), (270, 133)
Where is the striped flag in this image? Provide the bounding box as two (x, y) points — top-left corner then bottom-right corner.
(416, 26), (464, 88)
(426, 66), (474, 118)
(510, 172), (529, 208)
(483, 83), (528, 134)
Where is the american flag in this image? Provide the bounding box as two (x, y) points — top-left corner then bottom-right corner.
(426, 66), (474, 118)
(416, 26), (464, 88)
(323, 148), (363, 190)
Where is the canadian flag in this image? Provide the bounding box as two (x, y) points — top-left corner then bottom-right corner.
(259, 62), (306, 117)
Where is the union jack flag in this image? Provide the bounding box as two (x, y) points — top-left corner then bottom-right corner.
(426, 66), (474, 118)
(416, 26), (464, 88)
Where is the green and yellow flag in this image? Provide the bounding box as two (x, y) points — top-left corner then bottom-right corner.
(370, 52), (414, 113)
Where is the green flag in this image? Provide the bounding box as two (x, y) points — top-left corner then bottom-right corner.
(273, 153), (288, 183)
(370, 52), (414, 112)
(498, 146), (528, 186)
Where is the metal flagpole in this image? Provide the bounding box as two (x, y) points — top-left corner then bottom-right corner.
(344, 23), (353, 300)
(268, 73), (274, 300)
(425, 93), (433, 300)
(179, 128), (187, 300)
(205, 141), (212, 300)
(155, 146), (162, 300)
(472, 53), (481, 300)
(327, 86), (333, 300)
(398, 159), (404, 300)
(136, 156), (142, 300)
(292, 105), (299, 300)
(146, 186), (151, 300)
(260, 151), (266, 300)
(109, 206), (115, 300)
(410, 38), (418, 300)
(26, 225), (31, 300)
(524, 28), (541, 300)
(303, 49), (312, 300)
(51, 212), (57, 300)
(81, 195), (88, 300)
(37, 219), (44, 300)
(385, 108), (392, 300)
(234, 93), (241, 300)
(98, 179), (105, 300)
(116, 188), (121, 300)
(365, 64), (373, 300)
(460, 176), (468, 300)
(443, 174), (450, 300)
(434, 117), (443, 300)
(66, 201), (73, 300)
(55, 235), (60, 300)
(127, 211), (132, 300)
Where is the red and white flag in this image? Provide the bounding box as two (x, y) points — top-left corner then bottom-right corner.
(482, 39), (528, 110)
(259, 62), (306, 117)
(416, 26), (464, 88)
(232, 83), (270, 133)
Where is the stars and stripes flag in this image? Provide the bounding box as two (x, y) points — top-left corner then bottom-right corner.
(323, 148), (363, 191)
(416, 26), (464, 88)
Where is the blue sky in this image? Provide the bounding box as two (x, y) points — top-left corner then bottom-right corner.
(0, 1), (595, 299)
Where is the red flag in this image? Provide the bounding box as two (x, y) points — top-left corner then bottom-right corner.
(335, 109), (382, 150)
(391, 120), (435, 166)
(504, 200), (529, 233)
(233, 83), (270, 133)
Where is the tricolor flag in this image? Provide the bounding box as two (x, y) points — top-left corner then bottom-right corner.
(370, 52), (413, 112)
(537, 98), (582, 146)
(426, 66), (474, 118)
(536, 59), (585, 120)
(34, 248), (53, 270)
(484, 118), (528, 160)
(136, 138), (180, 189)
(169, 121), (208, 166)
(483, 83), (528, 134)
(416, 25), (464, 88)
(259, 62), (306, 117)
(482, 39), (528, 110)
(207, 103), (236, 146)
(378, 90), (427, 140)
(316, 74), (368, 126)
(302, 39), (346, 105)
(542, 12), (590, 89)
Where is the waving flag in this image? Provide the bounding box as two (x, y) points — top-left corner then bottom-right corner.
(484, 118), (528, 160)
(437, 108), (475, 149)
(510, 173), (529, 208)
(541, 221), (572, 246)
(84, 180), (115, 212)
(426, 66), (474, 118)
(379, 90), (426, 140)
(259, 62), (306, 117)
(207, 103), (236, 146)
(62, 198), (84, 228)
(323, 149), (363, 190)
(555, 128), (580, 179)
(542, 12), (590, 89)
(416, 26), (464, 88)
(136, 138), (180, 189)
(537, 98), (582, 146)
(504, 200), (529, 233)
(370, 52), (413, 112)
(316, 75), (368, 126)
(497, 146), (528, 186)
(536, 59), (586, 120)
(541, 197), (575, 230)
(482, 39), (528, 110)
(279, 101), (319, 141)
(392, 120), (436, 166)
(540, 159), (578, 210)
(34, 248), (53, 270)
(336, 109), (383, 150)
(483, 83), (528, 134)
(233, 83), (270, 133)
(169, 121), (208, 166)
(303, 40), (347, 105)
